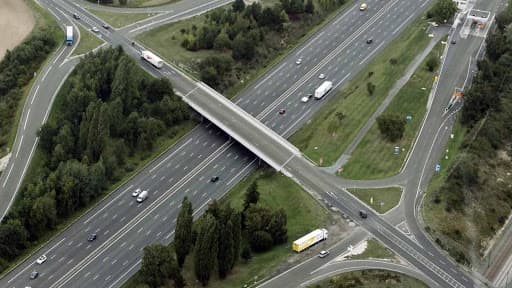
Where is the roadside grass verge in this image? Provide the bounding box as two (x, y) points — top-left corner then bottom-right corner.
(290, 17), (431, 166)
(309, 270), (428, 288)
(347, 187), (402, 214)
(86, 8), (158, 28)
(340, 40), (444, 179)
(71, 25), (104, 56)
(350, 239), (394, 260)
(135, 0), (352, 98)
(123, 168), (330, 288)
(0, 0), (63, 159)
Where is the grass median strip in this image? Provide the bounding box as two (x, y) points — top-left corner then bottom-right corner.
(350, 239), (394, 260)
(309, 269), (428, 288)
(290, 17), (431, 166)
(340, 40), (444, 179)
(347, 187), (402, 214)
(71, 25), (104, 56)
(86, 8), (158, 28)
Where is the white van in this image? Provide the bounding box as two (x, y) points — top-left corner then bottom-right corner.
(136, 190), (148, 203)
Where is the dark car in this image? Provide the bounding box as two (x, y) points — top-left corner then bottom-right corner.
(30, 271), (39, 280)
(87, 233), (97, 242)
(451, 39), (457, 44)
(73, 13), (80, 20)
(359, 210), (368, 219)
(102, 24), (110, 29)
(211, 176), (219, 183)
(278, 108), (286, 115)
(366, 38), (373, 44)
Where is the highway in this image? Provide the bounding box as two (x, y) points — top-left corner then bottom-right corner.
(0, 0), (498, 287)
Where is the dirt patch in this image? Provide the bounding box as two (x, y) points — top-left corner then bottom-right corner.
(0, 0), (35, 60)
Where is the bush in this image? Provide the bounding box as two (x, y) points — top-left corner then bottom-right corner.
(249, 230), (274, 252)
(376, 113), (406, 142)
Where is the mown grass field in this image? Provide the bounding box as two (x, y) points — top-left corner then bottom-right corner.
(91, 0), (179, 8)
(348, 187), (402, 214)
(290, 17), (431, 166)
(71, 25), (104, 56)
(86, 8), (158, 28)
(340, 40), (444, 179)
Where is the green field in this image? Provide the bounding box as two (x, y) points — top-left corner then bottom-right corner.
(71, 26), (104, 56)
(340, 40), (444, 179)
(86, 8), (158, 28)
(348, 187), (402, 214)
(309, 270), (428, 288)
(123, 169), (330, 288)
(290, 17), (431, 166)
(350, 239), (394, 260)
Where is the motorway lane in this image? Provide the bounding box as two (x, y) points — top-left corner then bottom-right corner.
(1, 0), (456, 287)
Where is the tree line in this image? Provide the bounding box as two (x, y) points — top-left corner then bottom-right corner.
(0, 47), (190, 271)
(0, 27), (58, 155)
(178, 0), (346, 92)
(137, 181), (288, 287)
(428, 2), (512, 265)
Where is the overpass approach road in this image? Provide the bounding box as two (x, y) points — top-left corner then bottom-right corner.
(0, 0), (491, 287)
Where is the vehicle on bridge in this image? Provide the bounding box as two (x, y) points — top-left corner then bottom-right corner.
(314, 81), (333, 99)
(292, 228), (328, 252)
(66, 26), (73, 46)
(141, 50), (164, 69)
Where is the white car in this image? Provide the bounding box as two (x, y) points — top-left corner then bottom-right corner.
(319, 73), (326, 79)
(318, 250), (329, 258)
(36, 255), (47, 264)
(132, 188), (141, 197)
(295, 58), (302, 65)
(301, 93), (313, 103)
(91, 27), (100, 33)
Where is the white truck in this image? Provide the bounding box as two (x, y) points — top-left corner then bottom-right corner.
(292, 228), (328, 252)
(66, 26), (73, 46)
(136, 190), (148, 203)
(141, 50), (164, 68)
(314, 81), (333, 99)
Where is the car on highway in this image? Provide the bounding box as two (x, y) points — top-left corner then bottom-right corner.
(279, 108), (286, 114)
(29, 271), (39, 280)
(73, 13), (80, 20)
(211, 176), (219, 182)
(102, 24), (110, 29)
(451, 39), (457, 44)
(91, 27), (100, 33)
(36, 255), (47, 264)
(359, 210), (368, 219)
(136, 190), (149, 203)
(132, 188), (142, 197)
(87, 233), (97, 242)
(301, 93), (313, 103)
(318, 250), (329, 258)
(366, 38), (373, 44)
(318, 74), (326, 79)
(295, 58), (302, 65)
(360, 3), (368, 10)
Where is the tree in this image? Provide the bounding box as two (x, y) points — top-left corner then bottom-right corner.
(426, 55), (439, 72)
(0, 219), (29, 260)
(335, 112), (345, 124)
(249, 230), (274, 252)
(268, 209), (288, 244)
(241, 245), (252, 262)
(213, 31), (232, 50)
(217, 219), (235, 278)
(232, 34), (256, 61)
(140, 244), (183, 288)
(376, 113), (406, 142)
(305, 0), (315, 14)
(194, 214), (219, 285)
(230, 211), (242, 268)
(366, 82), (376, 95)
(427, 0), (458, 24)
(232, 0), (245, 12)
(243, 181), (260, 211)
(175, 197), (194, 267)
